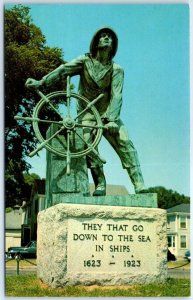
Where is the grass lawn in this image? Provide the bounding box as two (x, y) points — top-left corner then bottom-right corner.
(5, 275), (190, 297)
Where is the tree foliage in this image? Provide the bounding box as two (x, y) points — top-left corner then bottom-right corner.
(5, 5), (66, 207)
(23, 172), (40, 186)
(145, 186), (190, 209)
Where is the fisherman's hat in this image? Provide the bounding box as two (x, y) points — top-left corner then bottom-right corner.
(89, 27), (118, 58)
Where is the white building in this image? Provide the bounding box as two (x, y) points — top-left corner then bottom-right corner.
(5, 205), (26, 251)
(5, 180), (129, 248)
(167, 204), (190, 258)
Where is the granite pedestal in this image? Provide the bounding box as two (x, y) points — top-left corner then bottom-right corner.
(37, 194), (167, 287)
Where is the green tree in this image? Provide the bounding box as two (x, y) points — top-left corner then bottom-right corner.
(5, 5), (66, 207)
(23, 172), (40, 186)
(145, 186), (190, 209)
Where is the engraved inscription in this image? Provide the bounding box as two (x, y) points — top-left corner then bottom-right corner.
(67, 218), (157, 273)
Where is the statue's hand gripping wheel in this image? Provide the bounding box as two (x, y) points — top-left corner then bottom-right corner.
(15, 76), (106, 175)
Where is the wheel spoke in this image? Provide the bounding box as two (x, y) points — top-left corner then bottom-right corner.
(14, 116), (39, 122)
(75, 131), (106, 164)
(75, 93), (104, 121)
(36, 90), (63, 119)
(66, 76), (71, 117)
(66, 130), (71, 175)
(29, 125), (65, 157)
(14, 115), (62, 125)
(38, 119), (63, 125)
(75, 123), (106, 130)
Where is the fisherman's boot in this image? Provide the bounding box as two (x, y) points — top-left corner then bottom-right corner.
(127, 167), (146, 194)
(91, 166), (106, 196)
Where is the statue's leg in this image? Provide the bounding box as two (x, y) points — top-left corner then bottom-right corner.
(90, 166), (106, 196)
(104, 119), (146, 193)
(82, 117), (106, 196)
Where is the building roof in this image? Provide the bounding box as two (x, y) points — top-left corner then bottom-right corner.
(167, 203), (190, 213)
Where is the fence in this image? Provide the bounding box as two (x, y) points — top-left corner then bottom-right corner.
(6, 254), (37, 275)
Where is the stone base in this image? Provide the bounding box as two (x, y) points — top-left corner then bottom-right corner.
(37, 197), (167, 287)
(46, 124), (90, 208)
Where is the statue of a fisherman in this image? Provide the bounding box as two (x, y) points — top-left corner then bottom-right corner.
(26, 27), (146, 195)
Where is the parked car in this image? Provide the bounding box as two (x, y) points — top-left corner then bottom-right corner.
(8, 241), (37, 258)
(5, 252), (12, 260)
(184, 250), (191, 262)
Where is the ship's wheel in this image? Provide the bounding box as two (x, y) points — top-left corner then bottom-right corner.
(15, 76), (106, 174)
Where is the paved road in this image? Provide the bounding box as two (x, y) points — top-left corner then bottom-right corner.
(168, 268), (190, 279)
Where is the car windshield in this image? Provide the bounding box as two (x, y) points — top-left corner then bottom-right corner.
(26, 241), (36, 247)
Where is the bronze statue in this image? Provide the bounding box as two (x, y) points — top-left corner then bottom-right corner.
(26, 27), (146, 195)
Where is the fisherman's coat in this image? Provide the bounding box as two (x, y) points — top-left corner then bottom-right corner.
(43, 54), (124, 122)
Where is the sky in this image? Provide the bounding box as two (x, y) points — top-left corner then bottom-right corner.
(4, 2), (190, 196)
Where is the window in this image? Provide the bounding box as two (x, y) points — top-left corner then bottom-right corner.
(180, 235), (186, 248)
(168, 236), (172, 247)
(167, 217), (170, 228)
(168, 235), (175, 247)
(180, 216), (186, 229)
